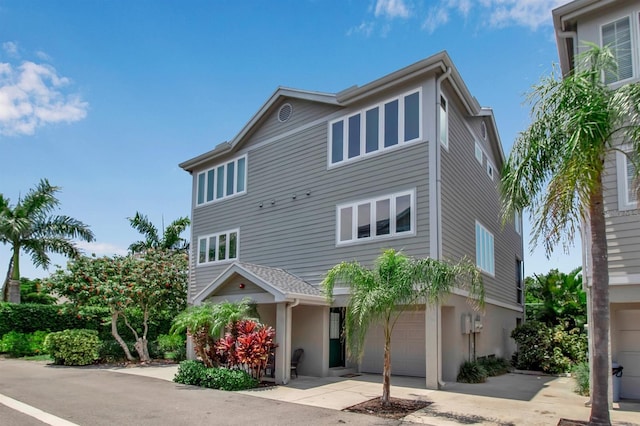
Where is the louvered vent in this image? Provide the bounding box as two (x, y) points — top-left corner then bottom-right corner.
(278, 103), (292, 122)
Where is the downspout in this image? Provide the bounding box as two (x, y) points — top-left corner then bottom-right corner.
(434, 66), (451, 389)
(283, 298), (300, 385)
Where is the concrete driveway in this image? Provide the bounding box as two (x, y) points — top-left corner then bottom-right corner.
(109, 364), (640, 425)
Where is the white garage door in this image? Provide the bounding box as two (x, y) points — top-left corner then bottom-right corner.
(360, 309), (425, 377)
(616, 309), (640, 399)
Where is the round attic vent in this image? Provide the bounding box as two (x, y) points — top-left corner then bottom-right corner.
(481, 121), (487, 140)
(278, 103), (293, 122)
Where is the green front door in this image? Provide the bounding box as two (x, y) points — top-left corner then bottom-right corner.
(329, 308), (345, 368)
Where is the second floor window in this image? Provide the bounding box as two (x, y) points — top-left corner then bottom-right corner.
(602, 16), (633, 84)
(337, 190), (415, 245)
(196, 155), (247, 206)
(329, 89), (422, 166)
(617, 149), (638, 210)
(198, 230), (238, 265)
(475, 221), (495, 276)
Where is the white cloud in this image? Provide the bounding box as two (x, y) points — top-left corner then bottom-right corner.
(75, 241), (128, 256)
(0, 58), (88, 136)
(484, 0), (567, 30)
(2, 41), (18, 56)
(423, 6), (449, 34)
(374, 0), (410, 19)
(347, 21), (375, 37)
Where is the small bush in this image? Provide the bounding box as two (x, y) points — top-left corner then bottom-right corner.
(98, 340), (134, 363)
(457, 361), (488, 383)
(173, 361), (257, 390)
(44, 329), (101, 366)
(0, 330), (49, 357)
(478, 357), (511, 376)
(174, 360), (207, 386)
(157, 334), (185, 360)
(572, 362), (590, 396)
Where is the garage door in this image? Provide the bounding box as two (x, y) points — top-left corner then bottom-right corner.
(616, 309), (640, 399)
(360, 309), (425, 377)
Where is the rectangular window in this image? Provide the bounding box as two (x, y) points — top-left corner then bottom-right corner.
(196, 229), (239, 265)
(475, 142), (483, 164)
(348, 114), (361, 159)
(329, 89), (421, 165)
(617, 149), (638, 210)
(475, 222), (495, 275)
(195, 155), (248, 206)
(384, 100), (399, 148)
(337, 190), (415, 245)
(365, 107), (379, 153)
(440, 95), (448, 148)
(486, 162), (494, 180)
(516, 259), (523, 305)
(514, 211), (522, 235)
(602, 16), (633, 84)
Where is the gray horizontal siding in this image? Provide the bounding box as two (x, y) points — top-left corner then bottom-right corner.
(603, 148), (640, 277)
(190, 117), (430, 299)
(440, 87), (523, 306)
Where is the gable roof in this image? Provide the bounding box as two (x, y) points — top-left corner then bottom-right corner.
(179, 50), (505, 172)
(192, 261), (327, 305)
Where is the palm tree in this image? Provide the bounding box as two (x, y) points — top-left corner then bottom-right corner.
(0, 179), (95, 303)
(127, 211), (190, 254)
(321, 249), (483, 406)
(501, 45), (640, 426)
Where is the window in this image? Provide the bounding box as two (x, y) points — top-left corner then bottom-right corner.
(475, 221), (494, 275)
(197, 229), (239, 265)
(602, 16), (633, 84)
(329, 89), (422, 165)
(516, 259), (523, 305)
(196, 155), (247, 206)
(514, 211), (522, 235)
(439, 95), (448, 149)
(337, 190), (415, 245)
(486, 162), (494, 180)
(617, 149), (638, 210)
(474, 142), (483, 164)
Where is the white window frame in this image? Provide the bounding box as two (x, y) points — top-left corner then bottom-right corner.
(616, 147), (638, 211)
(195, 155), (247, 207)
(600, 15), (636, 85)
(196, 229), (239, 266)
(486, 161), (495, 180)
(475, 221), (495, 276)
(328, 88), (422, 167)
(439, 94), (448, 150)
(514, 211), (522, 235)
(336, 189), (416, 246)
(474, 142), (483, 165)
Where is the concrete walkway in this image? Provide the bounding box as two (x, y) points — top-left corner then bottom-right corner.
(108, 365), (640, 425)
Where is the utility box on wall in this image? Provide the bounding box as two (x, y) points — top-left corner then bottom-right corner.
(474, 316), (483, 333)
(461, 313), (472, 334)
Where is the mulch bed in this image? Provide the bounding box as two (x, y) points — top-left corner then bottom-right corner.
(557, 420), (588, 426)
(344, 397), (431, 420)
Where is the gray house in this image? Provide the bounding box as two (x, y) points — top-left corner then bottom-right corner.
(179, 51), (524, 388)
(553, 0), (640, 400)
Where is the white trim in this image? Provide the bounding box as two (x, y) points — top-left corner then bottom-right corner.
(336, 189), (416, 246)
(616, 147), (638, 211)
(196, 229), (239, 266)
(439, 94), (449, 150)
(451, 287), (524, 312)
(195, 154), (248, 207)
(328, 88), (423, 168)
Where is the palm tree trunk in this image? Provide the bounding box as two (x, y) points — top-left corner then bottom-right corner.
(382, 327), (391, 406)
(588, 180), (611, 426)
(7, 249), (20, 303)
(2, 258), (13, 302)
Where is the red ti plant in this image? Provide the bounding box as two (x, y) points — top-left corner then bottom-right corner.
(216, 319), (276, 380)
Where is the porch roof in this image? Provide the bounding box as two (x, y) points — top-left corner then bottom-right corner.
(193, 262), (328, 305)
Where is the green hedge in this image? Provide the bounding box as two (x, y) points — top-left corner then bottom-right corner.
(0, 303), (173, 344)
(174, 360), (258, 391)
(44, 329), (101, 366)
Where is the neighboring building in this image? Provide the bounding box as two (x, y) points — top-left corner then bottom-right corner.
(553, 0), (640, 400)
(179, 51), (524, 387)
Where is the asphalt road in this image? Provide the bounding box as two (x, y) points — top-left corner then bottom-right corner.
(0, 358), (396, 425)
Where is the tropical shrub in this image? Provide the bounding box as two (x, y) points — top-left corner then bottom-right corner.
(173, 360), (257, 390)
(157, 333), (186, 361)
(477, 357), (511, 376)
(572, 362), (590, 396)
(44, 329), (101, 366)
(216, 319), (276, 380)
(457, 361), (487, 383)
(511, 321), (587, 374)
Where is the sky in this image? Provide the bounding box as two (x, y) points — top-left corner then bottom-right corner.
(0, 0), (582, 281)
